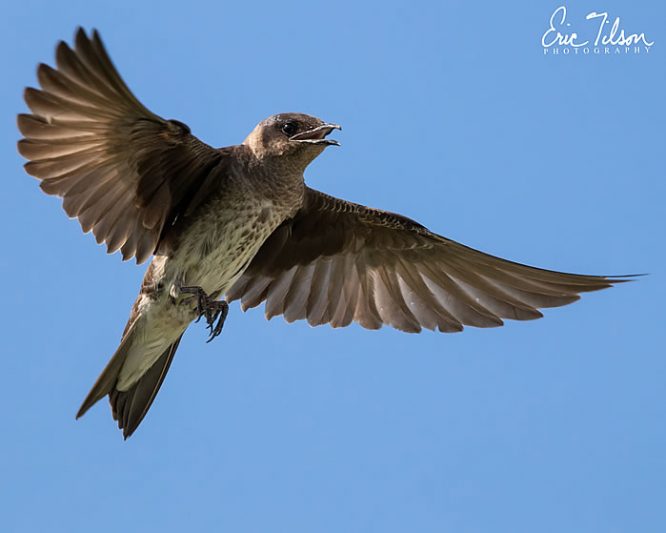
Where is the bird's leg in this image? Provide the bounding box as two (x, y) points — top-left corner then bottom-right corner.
(180, 285), (229, 342)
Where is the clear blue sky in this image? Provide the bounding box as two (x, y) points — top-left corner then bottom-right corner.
(1, 1), (664, 532)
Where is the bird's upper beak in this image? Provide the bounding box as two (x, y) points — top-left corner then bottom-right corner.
(289, 123), (342, 146)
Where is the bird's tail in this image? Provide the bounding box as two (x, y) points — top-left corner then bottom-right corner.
(76, 316), (185, 439)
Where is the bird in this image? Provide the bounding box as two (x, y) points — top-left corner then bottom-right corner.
(18, 28), (633, 439)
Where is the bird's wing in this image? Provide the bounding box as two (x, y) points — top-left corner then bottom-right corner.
(227, 187), (631, 333)
(18, 28), (224, 263)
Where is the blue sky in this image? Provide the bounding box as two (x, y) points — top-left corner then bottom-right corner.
(1, 1), (664, 532)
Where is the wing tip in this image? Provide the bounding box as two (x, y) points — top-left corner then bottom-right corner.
(55, 39), (73, 64)
(16, 139), (31, 159)
(23, 86), (41, 105)
(606, 273), (646, 282)
(576, 273), (644, 294)
(74, 26), (90, 46)
(17, 112), (36, 133)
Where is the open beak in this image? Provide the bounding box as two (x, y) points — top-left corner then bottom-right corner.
(289, 123), (342, 146)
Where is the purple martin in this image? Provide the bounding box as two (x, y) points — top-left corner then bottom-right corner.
(18, 29), (632, 438)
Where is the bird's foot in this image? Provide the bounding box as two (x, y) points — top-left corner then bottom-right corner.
(180, 286), (229, 343)
(204, 301), (228, 343)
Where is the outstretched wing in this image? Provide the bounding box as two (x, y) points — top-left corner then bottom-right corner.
(228, 188), (631, 333)
(18, 28), (223, 263)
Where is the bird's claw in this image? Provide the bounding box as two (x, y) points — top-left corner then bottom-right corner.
(180, 285), (229, 342)
(205, 301), (228, 343)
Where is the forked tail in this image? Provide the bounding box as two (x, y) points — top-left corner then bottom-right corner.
(76, 323), (184, 439)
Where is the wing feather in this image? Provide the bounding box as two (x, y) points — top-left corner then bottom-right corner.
(18, 28), (224, 263)
(228, 188), (632, 334)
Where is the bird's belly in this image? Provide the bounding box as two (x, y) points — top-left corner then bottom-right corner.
(166, 205), (282, 298)
(185, 240), (257, 296)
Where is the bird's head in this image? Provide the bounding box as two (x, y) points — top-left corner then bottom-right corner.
(243, 113), (341, 168)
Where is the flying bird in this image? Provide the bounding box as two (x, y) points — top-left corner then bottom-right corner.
(18, 29), (632, 438)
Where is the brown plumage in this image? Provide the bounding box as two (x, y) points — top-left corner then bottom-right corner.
(18, 29), (223, 263)
(227, 189), (628, 333)
(19, 28), (633, 438)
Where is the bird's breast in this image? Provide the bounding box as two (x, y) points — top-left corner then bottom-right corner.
(164, 199), (286, 297)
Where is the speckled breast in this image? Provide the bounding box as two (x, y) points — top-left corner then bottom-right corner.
(167, 199), (286, 298)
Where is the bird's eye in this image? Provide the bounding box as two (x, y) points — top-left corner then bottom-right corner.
(281, 122), (298, 136)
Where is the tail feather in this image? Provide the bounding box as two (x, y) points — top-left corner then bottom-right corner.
(110, 334), (183, 439)
(76, 322), (139, 420)
(76, 316), (185, 439)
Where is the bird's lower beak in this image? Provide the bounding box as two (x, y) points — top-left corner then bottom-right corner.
(290, 123), (342, 146)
